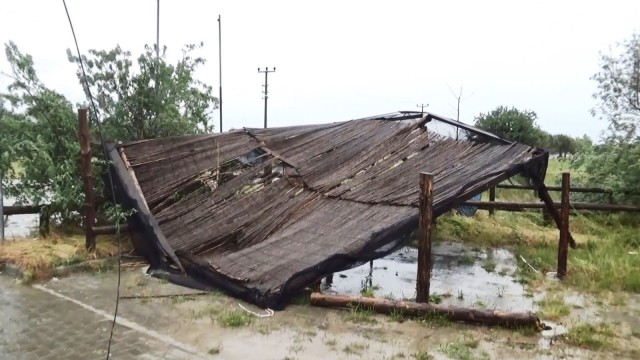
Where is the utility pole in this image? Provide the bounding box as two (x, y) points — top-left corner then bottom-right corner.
(156, 0), (160, 60)
(218, 15), (223, 133)
(448, 86), (473, 141)
(258, 67), (276, 129)
(416, 103), (429, 115)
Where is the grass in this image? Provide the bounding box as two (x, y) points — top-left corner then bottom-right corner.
(420, 311), (451, 327)
(457, 253), (475, 266)
(439, 339), (489, 360)
(565, 322), (615, 350)
(537, 293), (571, 320)
(411, 351), (433, 360)
(208, 345), (222, 355)
(218, 310), (254, 327)
(344, 304), (377, 324)
(324, 338), (337, 347)
(342, 342), (368, 355)
(0, 232), (126, 281)
(482, 259), (497, 273)
(434, 208), (640, 294)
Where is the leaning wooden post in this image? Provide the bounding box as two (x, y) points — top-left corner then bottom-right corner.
(489, 186), (496, 216)
(416, 172), (434, 303)
(79, 108), (96, 251)
(557, 172), (570, 279)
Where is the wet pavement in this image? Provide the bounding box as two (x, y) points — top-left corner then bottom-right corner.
(0, 276), (197, 360)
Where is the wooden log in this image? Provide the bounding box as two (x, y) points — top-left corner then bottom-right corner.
(310, 293), (542, 330)
(3, 205), (42, 215)
(489, 186), (496, 216)
(79, 108), (96, 251)
(416, 172), (434, 303)
(558, 173), (570, 279)
(39, 205), (50, 238)
(463, 201), (640, 212)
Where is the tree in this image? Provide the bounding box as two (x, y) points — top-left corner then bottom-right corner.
(592, 33), (640, 141)
(550, 134), (577, 157)
(473, 106), (547, 147)
(0, 41), (219, 224)
(67, 43), (218, 141)
(573, 32), (640, 203)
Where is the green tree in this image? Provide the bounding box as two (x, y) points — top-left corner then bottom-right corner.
(573, 32), (640, 203)
(550, 134), (577, 157)
(1, 41), (219, 224)
(67, 43), (218, 141)
(473, 106), (547, 147)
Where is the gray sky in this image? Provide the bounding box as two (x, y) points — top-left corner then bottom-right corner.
(1, 0), (639, 140)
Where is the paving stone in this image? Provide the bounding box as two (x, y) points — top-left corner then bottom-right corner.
(0, 277), (193, 359)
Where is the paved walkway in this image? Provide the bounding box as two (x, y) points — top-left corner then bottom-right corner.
(0, 276), (195, 360)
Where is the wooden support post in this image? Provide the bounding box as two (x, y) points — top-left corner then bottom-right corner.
(416, 172), (434, 303)
(489, 186), (496, 216)
(557, 172), (570, 279)
(38, 205), (50, 238)
(79, 108), (96, 251)
(536, 183), (577, 248)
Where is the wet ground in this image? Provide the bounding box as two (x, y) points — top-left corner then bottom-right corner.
(2, 250), (639, 359)
(329, 242), (533, 312)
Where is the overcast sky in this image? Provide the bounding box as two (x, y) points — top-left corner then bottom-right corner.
(1, 0), (639, 140)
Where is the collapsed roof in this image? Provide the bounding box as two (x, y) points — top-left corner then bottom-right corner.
(107, 111), (548, 309)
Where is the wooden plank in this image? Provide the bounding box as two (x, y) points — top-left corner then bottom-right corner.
(463, 201), (640, 212)
(310, 293), (542, 330)
(416, 172), (433, 303)
(497, 183), (611, 194)
(3, 205), (42, 215)
(91, 223), (132, 235)
(118, 147), (150, 212)
(489, 186), (496, 216)
(558, 173), (570, 279)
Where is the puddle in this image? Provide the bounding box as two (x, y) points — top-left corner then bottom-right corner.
(326, 241), (535, 312)
(1, 194), (39, 239)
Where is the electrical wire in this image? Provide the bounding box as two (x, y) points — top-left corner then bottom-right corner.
(61, 1), (122, 359)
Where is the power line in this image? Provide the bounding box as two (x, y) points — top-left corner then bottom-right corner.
(61, 2), (122, 359)
(258, 67), (275, 129)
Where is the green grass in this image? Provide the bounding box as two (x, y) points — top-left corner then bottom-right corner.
(439, 339), (489, 360)
(218, 310), (254, 327)
(565, 323), (615, 350)
(342, 342), (368, 355)
(537, 293), (571, 320)
(420, 311), (451, 327)
(208, 345), (222, 355)
(344, 304), (377, 324)
(458, 253), (475, 266)
(434, 209), (640, 294)
(481, 259), (497, 273)
(411, 351), (434, 360)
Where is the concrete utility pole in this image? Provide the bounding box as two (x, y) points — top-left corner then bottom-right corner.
(258, 67), (276, 129)
(417, 103), (429, 115)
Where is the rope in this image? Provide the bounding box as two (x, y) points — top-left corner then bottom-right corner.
(238, 303), (274, 318)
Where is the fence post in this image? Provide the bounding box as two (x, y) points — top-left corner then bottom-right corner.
(79, 108), (96, 251)
(489, 186), (496, 216)
(416, 172), (434, 303)
(557, 172), (570, 279)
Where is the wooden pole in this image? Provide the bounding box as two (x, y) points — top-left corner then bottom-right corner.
(79, 108), (96, 251)
(489, 186), (496, 216)
(462, 200), (640, 213)
(557, 172), (570, 279)
(310, 293), (542, 330)
(416, 172), (434, 303)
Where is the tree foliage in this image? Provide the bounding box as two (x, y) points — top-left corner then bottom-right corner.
(67, 43), (217, 141)
(473, 106), (547, 147)
(550, 134), (577, 157)
(573, 32), (640, 203)
(0, 41), (218, 224)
